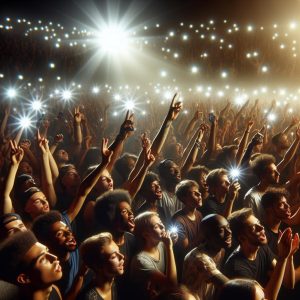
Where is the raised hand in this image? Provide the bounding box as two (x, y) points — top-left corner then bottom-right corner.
(20, 139), (31, 150)
(167, 93), (183, 121)
(227, 181), (241, 202)
(101, 138), (113, 165)
(54, 133), (64, 144)
(278, 228), (293, 259)
(9, 140), (24, 165)
(119, 110), (135, 138)
(74, 106), (82, 124)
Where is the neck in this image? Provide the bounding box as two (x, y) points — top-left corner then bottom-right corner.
(183, 206), (196, 219)
(215, 192), (226, 203)
(203, 243), (222, 258)
(24, 285), (53, 300)
(144, 240), (159, 255)
(165, 183), (176, 194)
(257, 181), (269, 192)
(264, 214), (281, 233)
(240, 243), (260, 260)
(94, 274), (114, 299)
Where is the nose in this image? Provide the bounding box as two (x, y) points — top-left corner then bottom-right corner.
(46, 252), (58, 262)
(256, 223), (264, 231)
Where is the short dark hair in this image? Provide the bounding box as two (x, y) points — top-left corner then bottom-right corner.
(186, 166), (209, 182)
(206, 168), (228, 188)
(139, 172), (160, 196)
(272, 133), (284, 146)
(261, 187), (289, 211)
(19, 187), (43, 210)
(31, 211), (62, 244)
(228, 208), (253, 240)
(0, 231), (37, 283)
(94, 189), (131, 231)
(250, 154), (276, 178)
(80, 232), (113, 271)
(157, 159), (176, 179)
(175, 180), (199, 203)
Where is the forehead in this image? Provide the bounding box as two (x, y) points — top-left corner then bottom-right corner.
(118, 201), (130, 210)
(4, 219), (24, 230)
(102, 241), (119, 255)
(50, 221), (68, 232)
(101, 169), (111, 177)
(215, 216), (229, 227)
(245, 215), (258, 226)
(29, 191), (46, 201)
(23, 242), (47, 264)
(150, 215), (161, 225)
(188, 185), (199, 192)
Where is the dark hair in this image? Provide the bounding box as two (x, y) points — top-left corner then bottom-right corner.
(228, 208), (253, 240)
(261, 187), (289, 211)
(219, 279), (259, 300)
(250, 154), (276, 178)
(19, 187), (43, 210)
(272, 132), (284, 146)
(114, 153), (137, 181)
(175, 180), (199, 203)
(157, 159), (176, 179)
(94, 189), (131, 231)
(154, 285), (194, 300)
(186, 166), (209, 182)
(0, 231), (37, 283)
(206, 168), (228, 188)
(31, 211), (62, 244)
(80, 147), (102, 174)
(80, 232), (113, 271)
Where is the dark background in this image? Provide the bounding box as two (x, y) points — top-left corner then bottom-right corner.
(1, 0), (300, 25)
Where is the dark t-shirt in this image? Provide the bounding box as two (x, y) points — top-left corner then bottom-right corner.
(200, 195), (226, 217)
(223, 245), (275, 286)
(264, 226), (279, 256)
(76, 281), (118, 300)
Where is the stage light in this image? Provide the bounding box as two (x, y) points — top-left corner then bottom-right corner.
(267, 113), (276, 122)
(96, 24), (130, 55)
(261, 66), (268, 73)
(61, 89), (73, 101)
(191, 65), (199, 74)
(31, 100), (42, 111)
(7, 88), (17, 99)
(19, 116), (32, 129)
(124, 99), (135, 110)
(221, 71), (228, 78)
(92, 86), (100, 94)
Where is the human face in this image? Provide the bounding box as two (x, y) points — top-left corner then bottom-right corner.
(145, 215), (165, 243)
(184, 185), (202, 209)
(22, 242), (62, 287)
(96, 169), (113, 193)
(214, 174), (230, 197)
(263, 163), (280, 184)
(242, 215), (267, 246)
(166, 162), (181, 183)
(25, 192), (50, 218)
(209, 216), (232, 249)
(4, 219), (27, 237)
(273, 196), (291, 220)
(102, 241), (124, 277)
(279, 134), (290, 150)
(118, 202), (135, 232)
(198, 172), (209, 195)
(20, 178), (36, 193)
(50, 221), (77, 254)
(148, 180), (162, 201)
(18, 161), (33, 176)
(62, 167), (81, 188)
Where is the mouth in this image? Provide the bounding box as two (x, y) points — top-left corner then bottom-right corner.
(128, 217), (135, 229)
(66, 238), (77, 247)
(225, 236), (232, 245)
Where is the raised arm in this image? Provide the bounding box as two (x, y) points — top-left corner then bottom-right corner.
(66, 138), (113, 222)
(1, 140), (24, 215)
(236, 121), (254, 166)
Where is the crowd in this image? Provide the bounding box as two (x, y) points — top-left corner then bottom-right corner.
(1, 15), (300, 300)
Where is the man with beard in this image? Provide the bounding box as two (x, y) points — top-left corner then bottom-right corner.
(224, 208), (299, 300)
(31, 211), (81, 297)
(94, 189), (136, 299)
(157, 159), (183, 222)
(182, 214), (231, 300)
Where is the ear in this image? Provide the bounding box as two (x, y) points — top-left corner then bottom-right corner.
(17, 273), (31, 285)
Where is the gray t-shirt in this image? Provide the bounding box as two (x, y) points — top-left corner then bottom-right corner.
(161, 191), (183, 222)
(244, 186), (265, 221)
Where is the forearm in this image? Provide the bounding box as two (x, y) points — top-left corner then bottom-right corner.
(265, 258), (287, 300)
(48, 150), (59, 181)
(283, 256), (295, 289)
(241, 142), (255, 166)
(236, 130), (251, 166)
(277, 138), (300, 173)
(181, 142), (199, 177)
(74, 123), (82, 145)
(0, 114), (9, 137)
(165, 245), (177, 285)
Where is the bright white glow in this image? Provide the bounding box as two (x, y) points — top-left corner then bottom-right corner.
(19, 116), (32, 129)
(49, 62), (55, 68)
(160, 70), (167, 77)
(289, 22), (297, 30)
(247, 25), (253, 32)
(96, 24), (130, 54)
(164, 91), (172, 99)
(230, 168), (241, 179)
(182, 34), (188, 40)
(124, 100), (135, 110)
(235, 94), (247, 106)
(92, 86), (100, 94)
(191, 66), (199, 73)
(61, 89), (72, 101)
(7, 88), (17, 99)
(169, 226), (178, 234)
(268, 113), (276, 122)
(114, 94), (121, 101)
(261, 66), (268, 73)
(31, 100), (42, 111)
(221, 71), (228, 78)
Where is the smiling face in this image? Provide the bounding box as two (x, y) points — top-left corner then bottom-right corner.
(183, 185), (202, 209)
(117, 201), (135, 233)
(19, 242), (62, 287)
(49, 221), (77, 255)
(96, 169), (114, 194)
(147, 180), (163, 201)
(272, 196), (291, 220)
(24, 192), (50, 219)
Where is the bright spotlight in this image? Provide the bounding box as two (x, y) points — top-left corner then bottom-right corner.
(92, 86), (100, 94)
(97, 24), (130, 54)
(124, 99), (135, 110)
(261, 66), (268, 73)
(289, 21), (297, 30)
(267, 113), (276, 122)
(221, 71), (228, 78)
(61, 89), (72, 101)
(19, 116), (32, 129)
(191, 65), (199, 74)
(7, 88), (17, 99)
(31, 100), (42, 111)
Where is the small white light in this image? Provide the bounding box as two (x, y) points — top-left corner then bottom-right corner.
(7, 88), (17, 99)
(92, 86), (100, 94)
